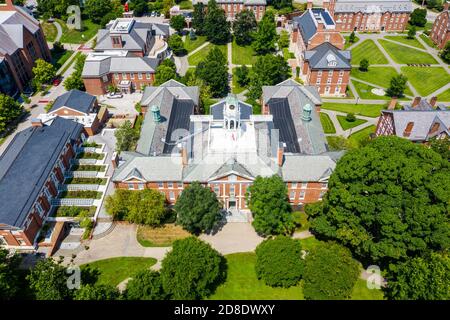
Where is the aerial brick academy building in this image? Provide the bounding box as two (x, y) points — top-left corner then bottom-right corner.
(0, 117), (85, 249)
(192, 0), (267, 21)
(112, 80), (340, 222)
(0, 0), (51, 97)
(430, 2), (450, 49)
(326, 0), (412, 32)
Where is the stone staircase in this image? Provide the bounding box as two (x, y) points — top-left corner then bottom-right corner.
(224, 209), (250, 223)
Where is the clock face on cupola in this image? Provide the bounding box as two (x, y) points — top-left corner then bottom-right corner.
(223, 94), (241, 130)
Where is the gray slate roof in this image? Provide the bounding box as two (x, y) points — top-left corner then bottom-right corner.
(304, 42), (351, 70)
(281, 155), (336, 182)
(333, 0), (412, 13)
(49, 89), (96, 114)
(293, 9), (336, 47)
(0, 117), (83, 229)
(82, 56), (159, 77)
(192, 0), (267, 5)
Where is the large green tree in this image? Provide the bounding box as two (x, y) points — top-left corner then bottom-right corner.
(174, 181), (222, 234)
(114, 120), (139, 152)
(170, 15), (186, 33)
(248, 54), (291, 99)
(252, 10), (277, 55)
(0, 249), (21, 300)
(440, 42), (450, 64)
(384, 252), (450, 300)
(303, 242), (360, 300)
(271, 0), (293, 9)
(160, 237), (226, 300)
(196, 46), (229, 97)
(307, 136), (450, 266)
(204, 0), (231, 44)
(36, 0), (79, 19)
(27, 259), (73, 300)
(32, 59), (56, 87)
(247, 175), (295, 236)
(386, 74), (408, 97)
(255, 236), (304, 287)
(233, 9), (257, 46)
(409, 8), (427, 27)
(84, 0), (112, 24)
(125, 270), (167, 300)
(105, 189), (167, 226)
(64, 54), (86, 91)
(192, 3), (206, 35)
(74, 284), (120, 300)
(0, 93), (23, 134)
(168, 34), (186, 56)
(429, 136), (450, 161)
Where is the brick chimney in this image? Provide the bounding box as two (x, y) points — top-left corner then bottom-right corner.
(429, 96), (438, 107)
(262, 103), (270, 115)
(111, 35), (123, 48)
(181, 143), (188, 166)
(307, 0), (313, 10)
(411, 97), (421, 108)
(277, 142), (285, 167)
(31, 118), (43, 127)
(403, 122), (414, 137)
(111, 151), (119, 169)
(388, 98), (397, 110)
(0, 0), (15, 11)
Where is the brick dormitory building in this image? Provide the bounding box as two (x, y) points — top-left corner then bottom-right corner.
(430, 2), (450, 49)
(0, 0), (51, 97)
(111, 79), (340, 222)
(0, 117), (85, 249)
(192, 0), (267, 21)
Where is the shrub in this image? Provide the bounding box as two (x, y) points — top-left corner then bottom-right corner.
(160, 237), (226, 300)
(71, 165), (106, 172)
(359, 58), (369, 72)
(255, 236), (304, 288)
(303, 242), (360, 300)
(82, 142), (100, 148)
(345, 113), (356, 122)
(74, 284), (120, 300)
(59, 191), (102, 199)
(76, 152), (105, 160)
(64, 177), (107, 185)
(125, 270), (167, 300)
(54, 206), (96, 217)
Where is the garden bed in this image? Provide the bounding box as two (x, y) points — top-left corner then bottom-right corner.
(319, 113), (336, 134)
(64, 177), (107, 185)
(76, 152), (105, 160)
(59, 190), (102, 199)
(71, 164), (106, 172)
(82, 142), (100, 148)
(137, 224), (191, 247)
(54, 206), (97, 217)
(337, 115), (367, 130)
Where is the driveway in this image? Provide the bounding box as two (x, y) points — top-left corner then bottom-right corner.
(97, 93), (142, 116)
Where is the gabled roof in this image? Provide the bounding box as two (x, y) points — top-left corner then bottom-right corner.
(82, 56), (159, 77)
(49, 89), (96, 114)
(304, 42), (351, 69)
(281, 155), (337, 182)
(0, 117), (83, 229)
(208, 158), (254, 181)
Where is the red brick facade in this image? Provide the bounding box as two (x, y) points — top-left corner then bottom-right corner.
(431, 3), (450, 49)
(303, 66), (350, 96)
(0, 135), (83, 249)
(83, 71), (155, 95)
(219, 3), (266, 20)
(334, 11), (409, 32)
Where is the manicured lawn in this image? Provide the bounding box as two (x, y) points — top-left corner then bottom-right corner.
(322, 103), (384, 118)
(42, 22), (57, 42)
(282, 48), (295, 59)
(384, 35), (425, 49)
(51, 49), (74, 71)
(352, 80), (391, 100)
(337, 115), (367, 130)
(437, 89), (450, 101)
(137, 224), (190, 247)
(293, 211), (309, 232)
(80, 257), (157, 286)
(401, 66), (450, 96)
(351, 67), (399, 88)
(178, 0), (193, 9)
(245, 98), (262, 114)
(378, 39), (437, 64)
(232, 40), (257, 65)
(348, 125), (376, 147)
(351, 279), (384, 300)
(209, 253), (304, 300)
(188, 43), (228, 66)
(419, 34), (437, 49)
(232, 68), (247, 94)
(184, 35), (208, 53)
(59, 19), (101, 44)
(319, 112), (336, 134)
(344, 35), (360, 49)
(298, 236), (322, 252)
(351, 40), (388, 65)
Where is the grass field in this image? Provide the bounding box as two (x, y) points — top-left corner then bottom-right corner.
(80, 257), (157, 286)
(137, 224), (190, 247)
(352, 80), (391, 100)
(419, 34), (437, 48)
(378, 39), (437, 64)
(42, 22), (57, 42)
(232, 68), (248, 94)
(437, 89), (450, 101)
(319, 113), (336, 133)
(401, 66), (450, 96)
(184, 35), (208, 52)
(178, 0), (193, 9)
(188, 43), (228, 66)
(351, 67), (399, 87)
(337, 115), (367, 130)
(322, 103), (384, 117)
(232, 40), (257, 65)
(344, 35), (360, 49)
(384, 36), (425, 49)
(293, 211), (309, 232)
(59, 19), (101, 44)
(351, 40), (388, 65)
(209, 251), (384, 300)
(348, 125), (376, 147)
(51, 49), (74, 71)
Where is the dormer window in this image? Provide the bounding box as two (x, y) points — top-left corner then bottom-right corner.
(326, 54), (337, 67)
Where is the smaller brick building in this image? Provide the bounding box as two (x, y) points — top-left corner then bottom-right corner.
(302, 42), (351, 96)
(430, 2), (450, 49)
(193, 0), (267, 20)
(0, 117), (85, 250)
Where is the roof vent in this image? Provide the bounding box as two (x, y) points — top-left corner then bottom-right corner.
(150, 105), (161, 123)
(301, 104), (312, 122)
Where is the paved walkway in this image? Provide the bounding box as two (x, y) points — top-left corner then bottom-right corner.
(54, 20), (62, 42)
(321, 109), (378, 138)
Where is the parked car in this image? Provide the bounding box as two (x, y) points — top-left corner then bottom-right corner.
(107, 92), (123, 99)
(47, 18), (55, 23)
(151, 11), (156, 17)
(52, 77), (61, 86)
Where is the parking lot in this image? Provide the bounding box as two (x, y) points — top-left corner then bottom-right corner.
(97, 92), (142, 116)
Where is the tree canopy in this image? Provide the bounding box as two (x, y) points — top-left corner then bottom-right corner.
(196, 46), (229, 97)
(252, 10), (277, 55)
(384, 252), (450, 300)
(440, 42), (450, 64)
(74, 284), (120, 300)
(114, 120), (139, 152)
(84, 0), (113, 24)
(64, 55), (86, 91)
(409, 8), (427, 27)
(307, 136), (450, 267)
(233, 9), (257, 46)
(0, 249), (21, 300)
(174, 181), (222, 234)
(168, 34), (186, 56)
(303, 242), (360, 300)
(255, 236), (304, 287)
(192, 3), (206, 35)
(203, 0), (231, 44)
(105, 189), (167, 226)
(0, 93), (23, 135)
(247, 175), (295, 236)
(170, 14), (186, 33)
(160, 237), (226, 299)
(125, 270), (167, 300)
(32, 59), (56, 86)
(386, 74), (408, 97)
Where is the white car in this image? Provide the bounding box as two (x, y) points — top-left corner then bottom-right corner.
(106, 92), (123, 99)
